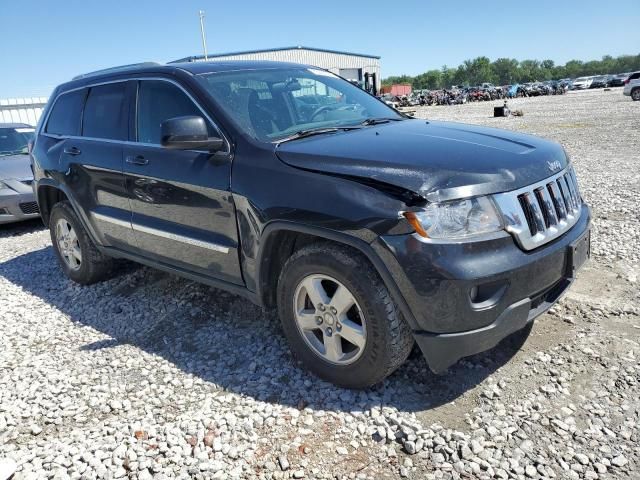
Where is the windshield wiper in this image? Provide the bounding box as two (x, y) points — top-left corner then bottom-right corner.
(360, 117), (404, 126)
(276, 126), (360, 144)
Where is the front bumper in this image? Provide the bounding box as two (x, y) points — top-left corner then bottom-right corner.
(0, 183), (40, 224)
(374, 204), (591, 373)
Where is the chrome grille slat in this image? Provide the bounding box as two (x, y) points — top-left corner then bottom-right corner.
(536, 186), (558, 227)
(522, 192), (546, 233)
(547, 181), (567, 220)
(493, 165), (583, 251)
(558, 178), (574, 212)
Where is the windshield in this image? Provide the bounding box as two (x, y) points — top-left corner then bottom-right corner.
(0, 127), (34, 155)
(197, 67), (401, 142)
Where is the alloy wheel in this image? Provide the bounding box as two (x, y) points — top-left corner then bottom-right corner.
(293, 274), (367, 365)
(55, 219), (82, 271)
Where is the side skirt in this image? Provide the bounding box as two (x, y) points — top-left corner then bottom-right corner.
(101, 246), (260, 306)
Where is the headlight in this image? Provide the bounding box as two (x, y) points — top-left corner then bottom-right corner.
(404, 196), (503, 240)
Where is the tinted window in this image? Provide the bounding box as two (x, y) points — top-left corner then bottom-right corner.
(137, 80), (212, 144)
(46, 90), (85, 136)
(198, 68), (400, 141)
(82, 83), (128, 140)
(0, 127), (34, 154)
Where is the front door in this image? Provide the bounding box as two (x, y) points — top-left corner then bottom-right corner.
(123, 79), (242, 284)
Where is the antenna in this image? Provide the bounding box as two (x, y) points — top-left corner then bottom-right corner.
(199, 10), (209, 61)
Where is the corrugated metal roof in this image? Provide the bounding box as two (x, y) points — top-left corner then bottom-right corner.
(171, 45), (380, 63)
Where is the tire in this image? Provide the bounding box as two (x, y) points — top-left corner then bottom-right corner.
(49, 201), (115, 285)
(277, 243), (414, 389)
(632, 89), (640, 101)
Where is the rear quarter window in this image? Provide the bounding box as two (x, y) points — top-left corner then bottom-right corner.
(82, 83), (128, 140)
(45, 89), (86, 136)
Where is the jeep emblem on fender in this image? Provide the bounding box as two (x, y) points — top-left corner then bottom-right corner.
(547, 160), (562, 172)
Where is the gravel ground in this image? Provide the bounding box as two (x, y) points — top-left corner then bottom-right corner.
(1, 88), (638, 480)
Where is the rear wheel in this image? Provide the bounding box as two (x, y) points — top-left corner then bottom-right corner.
(49, 201), (115, 285)
(277, 243), (414, 389)
(631, 88), (640, 101)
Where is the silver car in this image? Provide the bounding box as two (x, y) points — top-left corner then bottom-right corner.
(0, 123), (40, 224)
(623, 72), (640, 101)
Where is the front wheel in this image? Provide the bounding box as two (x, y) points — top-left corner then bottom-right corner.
(277, 243), (414, 388)
(632, 89), (640, 101)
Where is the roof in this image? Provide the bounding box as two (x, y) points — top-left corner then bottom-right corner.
(61, 60), (308, 91)
(170, 45), (381, 63)
(170, 60), (313, 75)
(0, 123), (34, 129)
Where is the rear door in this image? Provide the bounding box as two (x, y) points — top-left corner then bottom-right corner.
(57, 81), (135, 250)
(122, 78), (242, 284)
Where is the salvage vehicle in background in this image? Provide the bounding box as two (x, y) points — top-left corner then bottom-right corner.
(623, 71), (640, 101)
(0, 123), (39, 224)
(31, 61), (591, 388)
(608, 74), (628, 87)
(589, 76), (608, 89)
(571, 76), (593, 89)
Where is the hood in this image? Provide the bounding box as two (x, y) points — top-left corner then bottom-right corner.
(275, 119), (569, 202)
(0, 153), (33, 181)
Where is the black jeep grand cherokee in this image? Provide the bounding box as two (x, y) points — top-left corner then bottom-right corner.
(32, 61), (590, 388)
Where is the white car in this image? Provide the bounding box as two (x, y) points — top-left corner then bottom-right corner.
(623, 72), (640, 101)
(572, 77), (593, 90)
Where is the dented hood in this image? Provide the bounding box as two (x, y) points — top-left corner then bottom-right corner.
(275, 119), (568, 202)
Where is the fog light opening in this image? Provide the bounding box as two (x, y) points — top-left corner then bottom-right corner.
(469, 281), (508, 310)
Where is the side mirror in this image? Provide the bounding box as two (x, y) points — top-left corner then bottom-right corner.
(160, 116), (224, 151)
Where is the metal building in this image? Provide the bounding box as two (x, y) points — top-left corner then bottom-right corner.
(0, 97), (48, 126)
(171, 46), (381, 94)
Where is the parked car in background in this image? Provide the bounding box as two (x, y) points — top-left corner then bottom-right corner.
(32, 61), (590, 388)
(0, 123), (39, 224)
(589, 76), (608, 89)
(571, 77), (593, 90)
(608, 74), (628, 87)
(379, 94), (399, 109)
(623, 71), (640, 101)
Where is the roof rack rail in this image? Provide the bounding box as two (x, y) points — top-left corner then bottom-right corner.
(72, 62), (161, 81)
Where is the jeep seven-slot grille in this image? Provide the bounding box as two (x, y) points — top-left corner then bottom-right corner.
(492, 166), (583, 251)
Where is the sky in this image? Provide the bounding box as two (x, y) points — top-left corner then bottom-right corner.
(1, 0), (639, 98)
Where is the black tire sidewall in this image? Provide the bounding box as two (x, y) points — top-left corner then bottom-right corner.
(277, 247), (397, 388)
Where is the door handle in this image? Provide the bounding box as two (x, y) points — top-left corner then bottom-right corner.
(63, 146), (81, 156)
(126, 155), (149, 166)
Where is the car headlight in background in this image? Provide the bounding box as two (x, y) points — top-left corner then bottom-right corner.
(404, 196), (503, 240)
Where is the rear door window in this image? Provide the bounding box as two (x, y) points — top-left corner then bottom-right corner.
(82, 83), (128, 140)
(46, 90), (86, 136)
(137, 80), (213, 145)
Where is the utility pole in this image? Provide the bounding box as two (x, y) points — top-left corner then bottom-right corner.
(199, 10), (208, 61)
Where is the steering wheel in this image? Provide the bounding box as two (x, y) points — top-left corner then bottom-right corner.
(309, 105), (335, 121)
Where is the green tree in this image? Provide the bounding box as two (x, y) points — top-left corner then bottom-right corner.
(492, 58), (519, 84)
(382, 53), (640, 89)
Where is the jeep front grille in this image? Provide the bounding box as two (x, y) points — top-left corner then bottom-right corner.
(493, 165), (582, 250)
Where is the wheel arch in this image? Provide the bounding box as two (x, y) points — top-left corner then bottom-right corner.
(255, 221), (419, 330)
(37, 181), (71, 226)
(36, 180), (101, 246)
